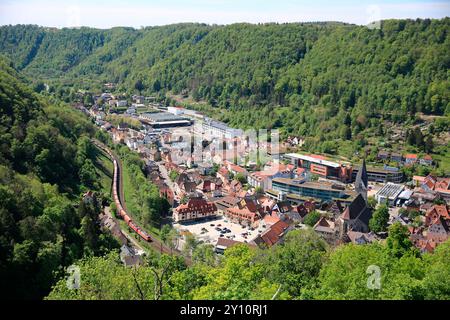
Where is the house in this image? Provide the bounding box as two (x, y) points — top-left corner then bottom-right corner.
(377, 150), (390, 161)
(132, 95), (145, 104)
(225, 179), (242, 195)
(173, 197), (217, 222)
(425, 205), (450, 226)
(416, 175), (450, 202)
(412, 175), (426, 187)
(197, 162), (213, 175)
(215, 196), (241, 215)
(217, 166), (230, 184)
(148, 148), (161, 162)
(215, 238), (248, 254)
(120, 245), (143, 267)
(313, 216), (339, 244)
(253, 219), (291, 248)
(154, 180), (174, 206)
(390, 153), (402, 162)
(224, 196), (265, 226)
(404, 154), (418, 165)
(225, 161), (248, 177)
(409, 205), (450, 253)
(426, 217), (449, 244)
(420, 155), (433, 166)
(346, 231), (376, 244)
(117, 100), (128, 107)
(248, 163), (293, 191)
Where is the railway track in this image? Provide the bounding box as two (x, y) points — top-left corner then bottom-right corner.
(92, 139), (191, 264)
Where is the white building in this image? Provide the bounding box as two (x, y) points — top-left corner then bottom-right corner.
(201, 118), (243, 139)
(168, 106), (184, 115)
(375, 182), (405, 206)
(117, 100), (128, 107)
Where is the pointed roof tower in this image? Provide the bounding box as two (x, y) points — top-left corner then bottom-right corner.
(355, 158), (368, 202)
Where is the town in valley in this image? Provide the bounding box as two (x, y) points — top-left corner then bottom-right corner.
(75, 88), (450, 266)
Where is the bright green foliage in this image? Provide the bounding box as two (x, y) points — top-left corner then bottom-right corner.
(117, 145), (170, 228)
(46, 252), (155, 300)
(192, 245), (269, 300)
(264, 229), (328, 299)
(369, 204), (390, 233)
(0, 57), (118, 299)
(386, 222), (416, 258)
(303, 211), (321, 227)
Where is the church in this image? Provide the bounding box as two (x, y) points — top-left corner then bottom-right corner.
(338, 159), (373, 235)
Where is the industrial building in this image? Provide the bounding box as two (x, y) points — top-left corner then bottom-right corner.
(375, 182), (405, 206)
(201, 118), (243, 139)
(139, 112), (192, 128)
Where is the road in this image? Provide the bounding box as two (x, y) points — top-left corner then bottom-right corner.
(93, 139), (191, 265)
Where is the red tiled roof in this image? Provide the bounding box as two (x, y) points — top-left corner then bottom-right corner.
(216, 237), (245, 249)
(228, 163), (247, 174)
(175, 198), (217, 214)
(405, 154), (418, 159)
(259, 220), (290, 247)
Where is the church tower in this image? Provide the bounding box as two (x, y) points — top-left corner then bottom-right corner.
(355, 158), (368, 202)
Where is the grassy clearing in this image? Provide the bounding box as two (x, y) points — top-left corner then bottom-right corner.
(94, 147), (113, 195)
(120, 156), (162, 240)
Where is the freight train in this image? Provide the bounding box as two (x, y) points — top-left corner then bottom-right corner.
(101, 144), (152, 242)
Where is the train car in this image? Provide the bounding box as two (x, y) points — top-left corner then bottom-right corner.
(128, 221), (139, 233)
(123, 213), (132, 224)
(137, 229), (151, 242)
(102, 144), (152, 242)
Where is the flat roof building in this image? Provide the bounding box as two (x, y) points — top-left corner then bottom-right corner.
(352, 165), (403, 183)
(283, 153), (352, 182)
(139, 112), (192, 128)
(270, 178), (353, 203)
(201, 118), (243, 139)
(375, 182), (405, 206)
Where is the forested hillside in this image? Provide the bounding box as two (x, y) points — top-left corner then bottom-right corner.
(0, 20), (448, 164)
(0, 57), (119, 299)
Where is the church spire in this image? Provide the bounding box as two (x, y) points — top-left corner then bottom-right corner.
(355, 158), (368, 202)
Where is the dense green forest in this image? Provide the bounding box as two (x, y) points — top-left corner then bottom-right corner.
(0, 19), (448, 168)
(0, 56), (120, 299)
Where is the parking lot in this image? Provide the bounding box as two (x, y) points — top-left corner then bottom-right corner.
(173, 215), (269, 246)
